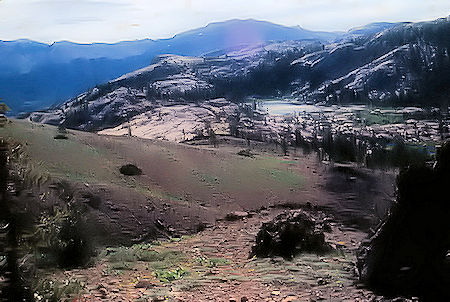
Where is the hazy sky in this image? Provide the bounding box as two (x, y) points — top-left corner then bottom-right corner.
(0, 0), (449, 43)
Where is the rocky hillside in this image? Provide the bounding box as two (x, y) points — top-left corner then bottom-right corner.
(28, 40), (322, 131)
(1, 19), (340, 114)
(29, 17), (450, 135)
(293, 17), (450, 105)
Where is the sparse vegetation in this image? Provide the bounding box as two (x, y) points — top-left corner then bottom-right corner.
(208, 128), (218, 147)
(106, 246), (137, 263)
(32, 206), (96, 268)
(237, 148), (254, 157)
(54, 125), (68, 139)
(155, 267), (188, 282)
(33, 277), (85, 302)
(53, 134), (68, 140)
(196, 256), (230, 267)
(105, 244), (187, 276)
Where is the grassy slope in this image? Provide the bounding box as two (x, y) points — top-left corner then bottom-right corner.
(0, 119), (309, 215)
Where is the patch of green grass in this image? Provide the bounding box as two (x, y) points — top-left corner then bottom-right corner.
(0, 120), (116, 184)
(200, 173), (219, 185)
(196, 256), (231, 267)
(359, 111), (405, 126)
(193, 172), (220, 185)
(109, 261), (134, 270)
(131, 243), (153, 250)
(280, 160), (299, 165)
(161, 192), (184, 202)
(105, 244), (187, 275)
(137, 290), (171, 302)
(139, 249), (181, 263)
(261, 167), (305, 187)
(220, 154), (306, 194)
(155, 267), (188, 283)
(168, 235), (191, 242)
(146, 250), (186, 271)
(107, 247), (137, 263)
(106, 244), (185, 265)
(260, 156), (298, 165)
(135, 250), (160, 262)
(104, 268), (125, 276)
(169, 237), (182, 242)
(223, 275), (247, 281)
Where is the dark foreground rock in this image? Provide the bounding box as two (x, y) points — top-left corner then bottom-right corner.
(357, 141), (450, 300)
(250, 210), (332, 259)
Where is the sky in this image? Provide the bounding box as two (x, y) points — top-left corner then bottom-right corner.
(0, 0), (449, 43)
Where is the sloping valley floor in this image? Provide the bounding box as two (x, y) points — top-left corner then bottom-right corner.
(0, 119), (397, 301)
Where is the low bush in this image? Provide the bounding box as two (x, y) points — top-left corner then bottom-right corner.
(33, 278), (85, 302)
(154, 267), (188, 283)
(53, 134), (68, 140)
(119, 164), (142, 176)
(33, 208), (95, 269)
(237, 149), (254, 157)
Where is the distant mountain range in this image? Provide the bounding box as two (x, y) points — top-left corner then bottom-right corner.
(5, 17), (450, 117)
(28, 16), (450, 133)
(1, 19), (348, 113)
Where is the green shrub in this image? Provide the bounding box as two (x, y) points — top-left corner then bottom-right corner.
(119, 164), (142, 176)
(33, 208), (95, 268)
(53, 134), (68, 140)
(154, 267), (188, 282)
(109, 261), (134, 271)
(196, 256), (230, 267)
(33, 278), (84, 302)
(107, 247), (137, 263)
